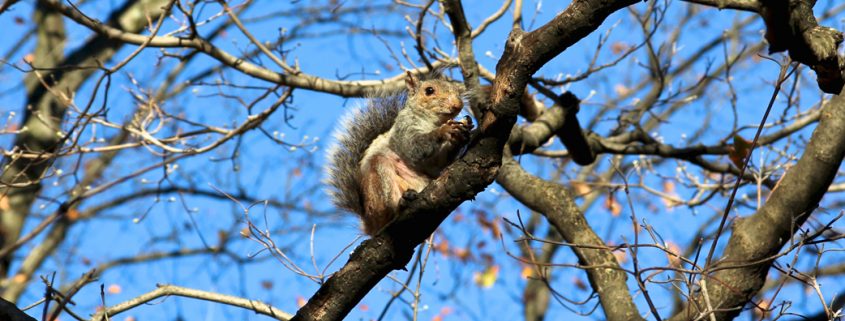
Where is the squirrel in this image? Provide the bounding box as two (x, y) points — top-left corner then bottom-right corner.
(325, 72), (473, 235)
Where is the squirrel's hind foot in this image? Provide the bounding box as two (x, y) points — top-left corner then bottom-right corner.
(399, 189), (420, 209)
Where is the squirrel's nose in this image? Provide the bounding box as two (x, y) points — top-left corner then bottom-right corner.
(449, 96), (463, 111)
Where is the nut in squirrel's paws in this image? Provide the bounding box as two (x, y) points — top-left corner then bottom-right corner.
(442, 116), (473, 143)
(459, 115), (474, 131)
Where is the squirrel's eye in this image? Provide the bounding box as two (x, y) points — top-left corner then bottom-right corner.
(424, 87), (435, 96)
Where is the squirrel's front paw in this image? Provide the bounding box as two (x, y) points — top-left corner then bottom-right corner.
(442, 117), (472, 143)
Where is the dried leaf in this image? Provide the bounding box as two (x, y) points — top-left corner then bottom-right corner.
(432, 306), (454, 321)
(435, 240), (449, 256)
(260, 280), (273, 290)
(660, 180), (681, 209)
(604, 194), (622, 217)
(753, 300), (770, 319)
(572, 277), (588, 291)
(729, 134), (752, 168)
(614, 84), (630, 96)
(662, 180), (675, 194)
(107, 284), (122, 294)
(571, 181), (592, 195)
(614, 250), (628, 264)
(665, 242), (681, 267)
(12, 273), (27, 283)
(66, 208), (80, 221)
(453, 248), (470, 262)
(611, 42), (628, 55)
(520, 266), (535, 279)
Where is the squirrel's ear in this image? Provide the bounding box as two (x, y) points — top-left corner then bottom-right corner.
(405, 71), (417, 94)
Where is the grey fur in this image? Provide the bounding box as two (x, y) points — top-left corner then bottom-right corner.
(324, 95), (406, 215)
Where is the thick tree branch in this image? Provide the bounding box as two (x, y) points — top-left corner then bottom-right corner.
(667, 89), (845, 320)
(684, 0), (844, 94)
(497, 154), (644, 321)
(0, 0), (66, 282)
(289, 1), (638, 320)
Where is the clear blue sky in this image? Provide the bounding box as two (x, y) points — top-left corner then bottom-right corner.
(0, 0), (842, 320)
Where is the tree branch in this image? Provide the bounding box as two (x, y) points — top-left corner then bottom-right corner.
(667, 89), (845, 320)
(289, 0), (639, 320)
(90, 284), (291, 321)
(497, 154), (644, 321)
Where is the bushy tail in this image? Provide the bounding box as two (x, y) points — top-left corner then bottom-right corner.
(325, 95), (405, 216)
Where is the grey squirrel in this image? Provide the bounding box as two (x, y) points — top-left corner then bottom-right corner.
(325, 72), (473, 235)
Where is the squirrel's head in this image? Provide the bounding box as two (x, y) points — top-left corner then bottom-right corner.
(405, 72), (465, 122)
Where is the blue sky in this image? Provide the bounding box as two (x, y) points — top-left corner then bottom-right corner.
(0, 0), (843, 320)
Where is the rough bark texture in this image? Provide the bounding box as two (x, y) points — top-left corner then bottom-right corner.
(497, 155), (644, 321)
(685, 0), (844, 94)
(290, 1), (638, 320)
(507, 92), (595, 165)
(667, 89), (845, 320)
(759, 0), (844, 94)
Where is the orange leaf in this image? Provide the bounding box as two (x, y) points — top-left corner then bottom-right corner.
(660, 180), (681, 210)
(753, 300), (770, 319)
(614, 84), (630, 96)
(604, 195), (622, 217)
(296, 296), (307, 308)
(453, 248), (470, 262)
(107, 284), (122, 294)
(432, 306), (454, 321)
(520, 266), (535, 279)
(66, 208), (80, 221)
(439, 306), (453, 315)
(729, 135), (752, 168)
(435, 240), (450, 255)
(613, 250), (628, 264)
(571, 181), (591, 195)
(12, 274), (27, 283)
(611, 42), (628, 55)
(490, 219), (501, 238)
(662, 180), (675, 194)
